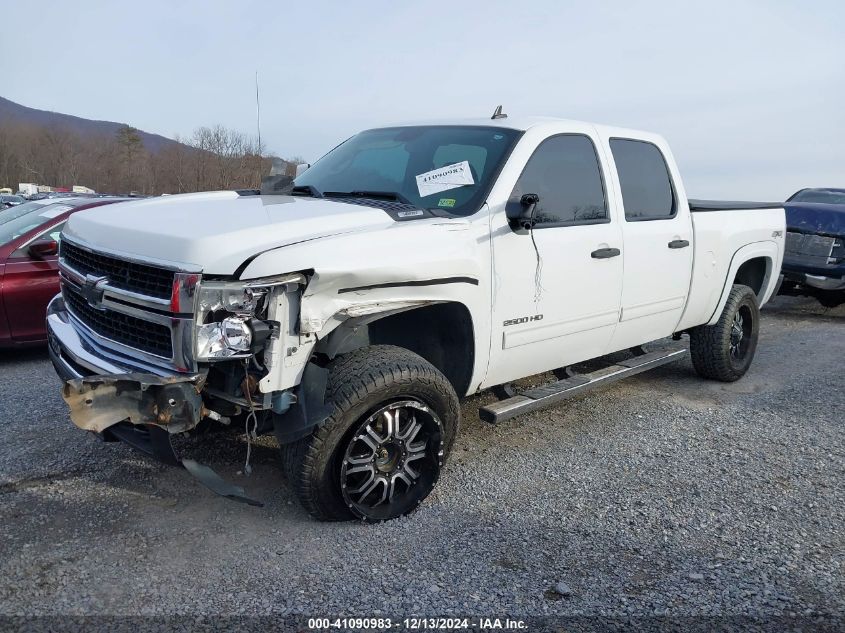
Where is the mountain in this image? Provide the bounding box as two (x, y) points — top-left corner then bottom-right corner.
(0, 95), (181, 153)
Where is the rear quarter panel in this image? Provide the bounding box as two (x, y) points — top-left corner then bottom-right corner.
(677, 207), (785, 330)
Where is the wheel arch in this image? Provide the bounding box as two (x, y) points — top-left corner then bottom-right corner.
(706, 242), (778, 326)
(733, 257), (770, 299)
(315, 301), (476, 397)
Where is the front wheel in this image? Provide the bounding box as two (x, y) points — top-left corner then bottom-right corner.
(689, 284), (760, 382)
(281, 345), (460, 522)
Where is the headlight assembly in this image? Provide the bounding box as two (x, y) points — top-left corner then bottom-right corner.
(197, 315), (254, 359)
(194, 277), (301, 361)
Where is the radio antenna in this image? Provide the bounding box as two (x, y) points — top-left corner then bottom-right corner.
(255, 70), (262, 154)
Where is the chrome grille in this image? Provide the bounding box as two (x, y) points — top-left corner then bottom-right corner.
(61, 240), (176, 300)
(63, 283), (174, 358)
(58, 238), (200, 372)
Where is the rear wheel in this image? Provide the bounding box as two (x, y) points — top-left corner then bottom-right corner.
(281, 345), (460, 522)
(690, 284), (760, 382)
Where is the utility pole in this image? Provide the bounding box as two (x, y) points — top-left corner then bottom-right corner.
(255, 70), (262, 155)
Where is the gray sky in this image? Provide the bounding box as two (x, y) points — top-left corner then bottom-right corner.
(2, 0), (842, 199)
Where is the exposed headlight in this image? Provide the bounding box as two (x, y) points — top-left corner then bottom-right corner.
(197, 315), (253, 359)
(198, 284), (264, 316)
(195, 280), (266, 360)
(194, 275), (304, 361)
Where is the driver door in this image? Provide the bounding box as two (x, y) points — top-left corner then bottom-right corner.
(483, 131), (624, 388)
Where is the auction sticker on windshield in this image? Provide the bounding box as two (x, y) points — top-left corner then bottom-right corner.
(416, 161), (474, 197)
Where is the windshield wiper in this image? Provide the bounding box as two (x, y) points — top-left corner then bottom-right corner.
(290, 184), (322, 198)
(323, 190), (414, 206)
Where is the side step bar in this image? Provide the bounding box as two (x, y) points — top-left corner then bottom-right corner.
(479, 347), (687, 424)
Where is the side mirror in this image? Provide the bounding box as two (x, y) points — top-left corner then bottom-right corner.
(295, 163), (310, 178)
(28, 238), (59, 259)
(506, 193), (540, 230)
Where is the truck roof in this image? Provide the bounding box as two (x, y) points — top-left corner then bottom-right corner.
(373, 115), (663, 143)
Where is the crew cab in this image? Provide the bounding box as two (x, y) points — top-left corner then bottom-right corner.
(46, 114), (785, 521)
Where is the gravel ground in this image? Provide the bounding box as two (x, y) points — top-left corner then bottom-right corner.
(0, 296), (842, 627)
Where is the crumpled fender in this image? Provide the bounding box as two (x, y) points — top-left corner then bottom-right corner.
(62, 372), (207, 434)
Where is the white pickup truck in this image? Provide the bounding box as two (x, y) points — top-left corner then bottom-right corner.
(47, 113), (785, 521)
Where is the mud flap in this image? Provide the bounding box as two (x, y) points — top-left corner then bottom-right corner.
(273, 362), (333, 445)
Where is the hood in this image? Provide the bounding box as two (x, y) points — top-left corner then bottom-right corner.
(62, 191), (396, 274)
(785, 202), (845, 238)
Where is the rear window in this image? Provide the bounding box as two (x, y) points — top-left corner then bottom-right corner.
(789, 189), (845, 204)
(610, 139), (676, 220)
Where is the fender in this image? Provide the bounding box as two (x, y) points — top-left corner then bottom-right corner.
(706, 240), (779, 326)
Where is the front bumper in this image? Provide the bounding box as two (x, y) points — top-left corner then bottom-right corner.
(46, 295), (207, 434)
(46, 294), (263, 506)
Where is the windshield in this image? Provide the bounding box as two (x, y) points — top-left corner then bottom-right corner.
(0, 200), (52, 224)
(789, 189), (845, 204)
(0, 202), (74, 247)
(292, 126), (522, 215)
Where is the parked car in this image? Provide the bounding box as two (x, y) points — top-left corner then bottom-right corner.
(28, 191), (80, 201)
(0, 194), (25, 209)
(47, 115), (785, 520)
(779, 187), (845, 307)
(1, 198), (71, 220)
(0, 197), (128, 348)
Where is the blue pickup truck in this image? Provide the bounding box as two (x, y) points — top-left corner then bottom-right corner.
(779, 188), (845, 307)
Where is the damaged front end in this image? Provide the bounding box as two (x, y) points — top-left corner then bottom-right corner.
(62, 372), (211, 435)
(61, 371), (269, 506)
(46, 257), (320, 505)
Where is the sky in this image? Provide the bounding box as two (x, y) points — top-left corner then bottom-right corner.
(1, 0), (843, 200)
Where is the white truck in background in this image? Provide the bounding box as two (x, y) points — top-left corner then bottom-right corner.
(17, 183), (39, 197)
(47, 112), (785, 521)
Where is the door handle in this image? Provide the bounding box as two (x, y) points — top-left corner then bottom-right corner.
(591, 247), (621, 259)
(668, 239), (690, 249)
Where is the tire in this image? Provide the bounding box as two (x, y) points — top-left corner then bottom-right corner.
(281, 345), (460, 522)
(689, 284), (760, 382)
(817, 290), (845, 308)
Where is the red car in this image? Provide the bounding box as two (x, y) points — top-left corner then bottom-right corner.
(0, 197), (127, 347)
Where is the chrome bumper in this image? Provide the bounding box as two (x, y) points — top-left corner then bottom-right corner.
(803, 274), (845, 291)
(46, 294), (196, 380)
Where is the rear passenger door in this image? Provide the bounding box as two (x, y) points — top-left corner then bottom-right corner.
(605, 138), (693, 351)
(486, 132), (624, 387)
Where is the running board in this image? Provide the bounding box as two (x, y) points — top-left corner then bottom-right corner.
(479, 347), (687, 424)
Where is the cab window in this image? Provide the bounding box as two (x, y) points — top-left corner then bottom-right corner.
(507, 134), (608, 227)
(610, 139), (676, 220)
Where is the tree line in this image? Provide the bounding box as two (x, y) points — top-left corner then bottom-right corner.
(0, 121), (282, 195)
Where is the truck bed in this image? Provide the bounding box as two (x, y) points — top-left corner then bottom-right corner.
(688, 199), (783, 212)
